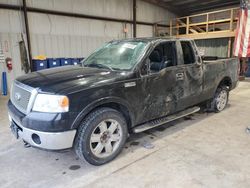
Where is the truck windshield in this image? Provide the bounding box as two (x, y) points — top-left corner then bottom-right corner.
(83, 41), (148, 71)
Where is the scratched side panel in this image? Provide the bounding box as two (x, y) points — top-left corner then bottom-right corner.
(203, 61), (226, 93)
(203, 58), (238, 99)
(225, 58), (239, 87)
(136, 67), (177, 123)
(174, 64), (203, 111)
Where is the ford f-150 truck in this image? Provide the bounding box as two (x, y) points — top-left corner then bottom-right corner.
(8, 38), (238, 165)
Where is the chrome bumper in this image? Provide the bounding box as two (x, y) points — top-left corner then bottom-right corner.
(8, 113), (76, 150)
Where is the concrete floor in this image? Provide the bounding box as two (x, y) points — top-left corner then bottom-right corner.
(1, 82), (250, 188)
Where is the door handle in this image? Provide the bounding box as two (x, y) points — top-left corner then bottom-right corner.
(176, 72), (184, 80)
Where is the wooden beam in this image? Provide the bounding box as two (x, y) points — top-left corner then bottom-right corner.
(186, 17), (189, 34)
(206, 13), (209, 33)
(177, 31), (236, 40)
(230, 9), (234, 31)
(170, 19), (173, 36)
(228, 37), (232, 57)
(208, 19), (231, 24)
(176, 19), (199, 34)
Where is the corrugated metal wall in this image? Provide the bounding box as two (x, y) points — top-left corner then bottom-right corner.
(195, 38), (229, 57)
(27, 0), (133, 57)
(0, 0), (176, 92)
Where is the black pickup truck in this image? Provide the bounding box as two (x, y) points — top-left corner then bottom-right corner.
(8, 38), (238, 165)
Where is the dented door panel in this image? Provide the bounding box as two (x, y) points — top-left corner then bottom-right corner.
(137, 67), (177, 123)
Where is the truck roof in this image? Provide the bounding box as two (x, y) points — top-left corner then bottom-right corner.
(111, 37), (192, 43)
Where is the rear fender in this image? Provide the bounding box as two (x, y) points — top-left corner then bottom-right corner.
(212, 76), (232, 95)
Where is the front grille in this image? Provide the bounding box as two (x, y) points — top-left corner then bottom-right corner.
(10, 81), (34, 114)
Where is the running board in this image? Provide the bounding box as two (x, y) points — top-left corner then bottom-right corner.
(133, 106), (200, 133)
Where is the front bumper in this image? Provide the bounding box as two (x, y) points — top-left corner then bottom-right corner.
(8, 110), (76, 150)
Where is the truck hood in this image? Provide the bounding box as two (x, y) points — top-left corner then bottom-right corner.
(17, 66), (131, 94)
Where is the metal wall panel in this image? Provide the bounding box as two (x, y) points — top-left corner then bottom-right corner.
(137, 0), (175, 23)
(0, 0), (20, 5)
(28, 12), (131, 57)
(137, 24), (153, 37)
(195, 38), (229, 57)
(27, 0), (132, 20)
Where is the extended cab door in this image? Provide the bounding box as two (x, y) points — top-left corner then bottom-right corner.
(138, 41), (178, 122)
(175, 40), (204, 111)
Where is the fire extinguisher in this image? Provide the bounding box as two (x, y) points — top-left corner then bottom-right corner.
(5, 57), (12, 71)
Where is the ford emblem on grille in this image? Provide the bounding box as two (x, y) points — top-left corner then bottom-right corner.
(15, 93), (21, 101)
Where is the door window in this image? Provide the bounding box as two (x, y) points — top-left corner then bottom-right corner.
(181, 41), (195, 65)
(148, 42), (176, 73)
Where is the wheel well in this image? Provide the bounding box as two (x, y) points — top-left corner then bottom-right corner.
(87, 102), (132, 130)
(218, 77), (232, 90)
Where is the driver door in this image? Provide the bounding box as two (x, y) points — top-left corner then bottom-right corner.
(139, 41), (178, 122)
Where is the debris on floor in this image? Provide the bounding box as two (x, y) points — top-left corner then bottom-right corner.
(246, 127), (250, 134)
(143, 142), (155, 149)
(130, 141), (140, 146)
(69, 165), (81, 170)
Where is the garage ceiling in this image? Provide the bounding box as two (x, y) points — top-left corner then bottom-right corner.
(143, 0), (239, 16)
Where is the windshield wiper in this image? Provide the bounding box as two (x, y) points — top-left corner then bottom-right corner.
(85, 63), (113, 71)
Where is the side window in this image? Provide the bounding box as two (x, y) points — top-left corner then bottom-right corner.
(148, 42), (176, 73)
(149, 44), (164, 73)
(181, 41), (195, 65)
(163, 42), (176, 68)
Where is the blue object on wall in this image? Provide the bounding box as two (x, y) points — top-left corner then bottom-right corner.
(48, 58), (60, 68)
(60, 58), (72, 66)
(2, 72), (7, 96)
(71, 58), (80, 65)
(32, 60), (48, 71)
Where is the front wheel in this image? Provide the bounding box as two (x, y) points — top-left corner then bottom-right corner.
(74, 107), (128, 165)
(211, 86), (229, 112)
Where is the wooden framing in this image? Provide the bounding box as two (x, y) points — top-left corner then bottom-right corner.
(228, 37), (232, 57)
(177, 31), (236, 40)
(153, 7), (239, 57)
(168, 7), (239, 40)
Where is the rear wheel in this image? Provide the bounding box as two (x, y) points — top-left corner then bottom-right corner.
(211, 86), (229, 112)
(74, 107), (128, 165)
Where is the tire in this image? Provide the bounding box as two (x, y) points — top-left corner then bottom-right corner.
(74, 107), (128, 166)
(210, 85), (229, 112)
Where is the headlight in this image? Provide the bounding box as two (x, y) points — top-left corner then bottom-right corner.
(33, 94), (69, 113)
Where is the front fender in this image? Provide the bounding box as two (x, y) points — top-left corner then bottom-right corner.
(70, 96), (135, 129)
